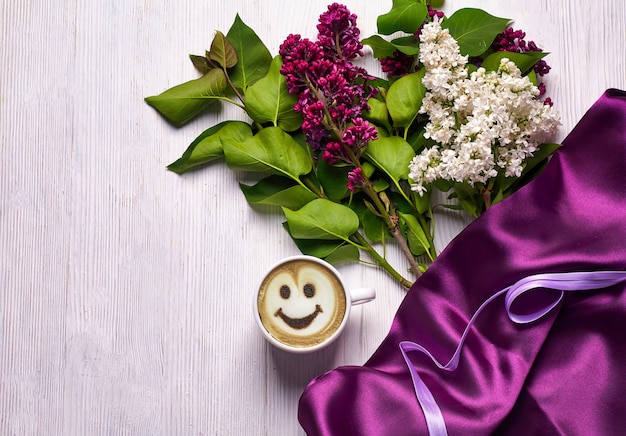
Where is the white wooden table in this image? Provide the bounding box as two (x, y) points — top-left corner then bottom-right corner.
(1, 0), (624, 434)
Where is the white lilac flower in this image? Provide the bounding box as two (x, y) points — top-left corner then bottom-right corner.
(409, 20), (560, 195)
(407, 146), (442, 196)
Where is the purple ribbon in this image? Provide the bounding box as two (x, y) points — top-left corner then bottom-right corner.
(400, 270), (626, 436)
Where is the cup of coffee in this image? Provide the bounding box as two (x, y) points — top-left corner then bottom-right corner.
(253, 255), (376, 353)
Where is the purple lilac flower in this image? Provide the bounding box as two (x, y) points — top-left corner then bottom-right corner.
(427, 4), (445, 20)
(322, 142), (346, 165)
(492, 28), (527, 52)
(380, 51), (416, 78)
(280, 4), (377, 155)
(342, 118), (378, 148)
(300, 100), (329, 148)
(537, 82), (547, 97)
(347, 167), (365, 192)
(322, 118), (377, 165)
(316, 3), (363, 60)
(279, 35), (323, 95)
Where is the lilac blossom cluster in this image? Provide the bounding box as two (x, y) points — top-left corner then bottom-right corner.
(408, 20), (560, 196)
(279, 4), (378, 191)
(380, 51), (416, 78)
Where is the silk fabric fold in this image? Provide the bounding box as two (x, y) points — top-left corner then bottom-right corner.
(298, 89), (626, 435)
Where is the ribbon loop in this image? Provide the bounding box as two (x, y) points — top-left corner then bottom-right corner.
(400, 270), (626, 436)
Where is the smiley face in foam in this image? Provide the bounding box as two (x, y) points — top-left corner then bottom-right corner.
(256, 258), (347, 348)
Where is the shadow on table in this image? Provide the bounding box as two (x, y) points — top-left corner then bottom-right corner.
(266, 335), (346, 388)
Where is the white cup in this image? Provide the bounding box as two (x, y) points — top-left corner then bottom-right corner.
(253, 255), (376, 353)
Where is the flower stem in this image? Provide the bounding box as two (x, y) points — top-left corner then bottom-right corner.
(357, 173), (422, 278)
(224, 68), (245, 105)
(482, 188), (492, 210)
(416, 210), (437, 262)
(389, 223), (423, 277)
(353, 232), (413, 288)
(302, 175), (325, 198)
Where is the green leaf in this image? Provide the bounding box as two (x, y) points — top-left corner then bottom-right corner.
(227, 14), (273, 92)
(363, 98), (392, 134)
(386, 69), (426, 129)
(362, 35), (401, 59)
(282, 199), (359, 241)
(368, 77), (391, 92)
(523, 142), (561, 175)
(323, 244), (361, 264)
(452, 182), (481, 217)
(209, 31), (238, 69)
(145, 68), (228, 125)
(490, 185), (505, 206)
(372, 178), (390, 192)
(442, 8), (510, 57)
(361, 161), (377, 178)
(349, 193), (391, 243)
(283, 225), (360, 263)
(244, 56), (302, 131)
(364, 136), (416, 182)
(377, 0), (428, 35)
(365, 136), (417, 214)
(362, 35), (420, 58)
(361, 207), (388, 243)
(239, 175), (317, 209)
(390, 191), (414, 214)
(411, 188), (431, 215)
(399, 212), (431, 256)
(480, 51), (548, 74)
(407, 126), (437, 153)
(316, 159), (350, 201)
(167, 121), (252, 174)
(434, 179), (454, 193)
(222, 126), (312, 182)
(389, 35), (421, 55)
(189, 54), (212, 73)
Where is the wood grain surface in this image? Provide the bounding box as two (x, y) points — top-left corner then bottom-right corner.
(1, 0), (624, 434)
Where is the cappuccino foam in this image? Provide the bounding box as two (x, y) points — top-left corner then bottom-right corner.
(257, 259), (347, 348)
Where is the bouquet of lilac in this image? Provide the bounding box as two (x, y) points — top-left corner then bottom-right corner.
(146, 1), (560, 288)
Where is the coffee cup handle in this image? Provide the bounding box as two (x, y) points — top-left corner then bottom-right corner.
(349, 287), (376, 305)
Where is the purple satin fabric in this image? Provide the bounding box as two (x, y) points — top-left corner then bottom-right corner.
(298, 89), (626, 435)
